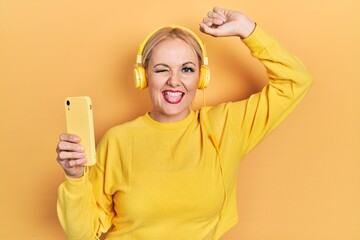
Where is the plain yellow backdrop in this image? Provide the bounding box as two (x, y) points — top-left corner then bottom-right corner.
(0, 0), (359, 239)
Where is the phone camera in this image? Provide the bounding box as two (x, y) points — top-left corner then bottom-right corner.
(66, 100), (70, 106)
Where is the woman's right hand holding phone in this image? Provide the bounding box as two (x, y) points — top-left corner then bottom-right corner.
(56, 133), (87, 178)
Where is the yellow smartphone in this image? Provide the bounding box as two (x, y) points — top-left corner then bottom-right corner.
(65, 96), (96, 166)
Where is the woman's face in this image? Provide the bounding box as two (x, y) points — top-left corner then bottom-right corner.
(146, 38), (199, 122)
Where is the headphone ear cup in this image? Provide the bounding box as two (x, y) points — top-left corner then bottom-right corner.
(134, 65), (147, 89)
(198, 65), (210, 89)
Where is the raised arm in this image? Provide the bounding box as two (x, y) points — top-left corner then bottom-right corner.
(200, 7), (313, 154)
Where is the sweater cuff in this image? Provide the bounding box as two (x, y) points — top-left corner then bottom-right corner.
(63, 174), (87, 192)
(242, 24), (272, 55)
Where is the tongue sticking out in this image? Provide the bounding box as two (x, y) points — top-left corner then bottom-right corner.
(163, 91), (184, 104)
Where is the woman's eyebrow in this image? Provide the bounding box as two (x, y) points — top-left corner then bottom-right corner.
(153, 63), (170, 68)
(182, 62), (196, 66)
(153, 62), (196, 68)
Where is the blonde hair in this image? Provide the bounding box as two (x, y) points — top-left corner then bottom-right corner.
(142, 27), (203, 69)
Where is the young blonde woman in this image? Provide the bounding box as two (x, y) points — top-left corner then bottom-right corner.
(56, 7), (312, 240)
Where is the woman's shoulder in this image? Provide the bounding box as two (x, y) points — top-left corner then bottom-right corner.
(200, 101), (240, 116)
(100, 114), (147, 141)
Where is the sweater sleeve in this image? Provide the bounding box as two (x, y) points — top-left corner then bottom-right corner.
(57, 132), (116, 239)
(230, 25), (313, 155)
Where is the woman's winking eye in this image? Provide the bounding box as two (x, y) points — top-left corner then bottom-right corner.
(154, 68), (169, 73)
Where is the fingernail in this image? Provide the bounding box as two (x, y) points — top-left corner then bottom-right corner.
(77, 146), (84, 152)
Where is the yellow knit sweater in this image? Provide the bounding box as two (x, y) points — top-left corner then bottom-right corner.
(57, 25), (313, 240)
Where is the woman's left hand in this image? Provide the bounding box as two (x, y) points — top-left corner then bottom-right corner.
(199, 7), (256, 39)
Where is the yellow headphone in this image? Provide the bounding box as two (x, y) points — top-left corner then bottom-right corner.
(134, 25), (210, 90)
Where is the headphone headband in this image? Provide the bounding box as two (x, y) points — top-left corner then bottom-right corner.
(136, 25), (208, 65)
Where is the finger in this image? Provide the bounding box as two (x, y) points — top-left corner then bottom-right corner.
(212, 18), (225, 26)
(59, 133), (81, 143)
(58, 151), (85, 160)
(213, 6), (225, 13)
(204, 15), (225, 27)
(213, 6), (231, 16)
(67, 158), (87, 167)
(207, 10), (226, 22)
(57, 140), (84, 153)
(202, 17), (215, 27)
(57, 156), (86, 169)
(199, 22), (222, 37)
(202, 17), (225, 29)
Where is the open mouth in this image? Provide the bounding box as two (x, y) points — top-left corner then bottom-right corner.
(162, 90), (185, 104)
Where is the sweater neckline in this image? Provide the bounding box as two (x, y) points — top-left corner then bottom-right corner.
(142, 111), (197, 130)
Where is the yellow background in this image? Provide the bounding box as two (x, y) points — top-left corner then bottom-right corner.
(1, 0), (359, 239)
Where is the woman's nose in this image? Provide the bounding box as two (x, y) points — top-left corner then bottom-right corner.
(166, 71), (181, 87)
